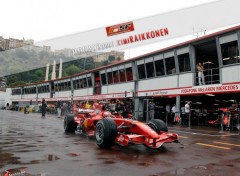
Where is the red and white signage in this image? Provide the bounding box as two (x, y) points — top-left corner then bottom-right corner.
(106, 21), (134, 36)
(73, 92), (132, 101)
(11, 83), (240, 102)
(137, 83), (240, 97)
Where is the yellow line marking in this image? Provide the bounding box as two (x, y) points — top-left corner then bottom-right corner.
(214, 141), (240, 147)
(178, 135), (189, 138)
(196, 143), (230, 150)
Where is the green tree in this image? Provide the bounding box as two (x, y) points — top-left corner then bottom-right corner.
(65, 65), (81, 75)
(108, 55), (115, 62)
(10, 81), (25, 87)
(6, 74), (21, 86)
(116, 57), (121, 61)
(102, 60), (109, 66)
(35, 69), (44, 78)
(85, 57), (95, 70)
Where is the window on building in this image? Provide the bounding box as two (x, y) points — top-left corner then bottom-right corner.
(119, 68), (126, 82)
(60, 82), (64, 91)
(87, 77), (92, 87)
(75, 80), (78, 89)
(146, 62), (155, 78)
(67, 81), (71, 90)
(79, 79), (84, 88)
(24, 87), (36, 94)
(101, 73), (107, 85)
(73, 80), (77, 89)
(126, 67), (133, 81)
(165, 56), (176, 75)
(32, 87), (36, 94)
(77, 79), (81, 89)
(107, 71), (113, 84)
(82, 78), (86, 88)
(138, 64), (146, 79)
(54, 84), (59, 91)
(221, 41), (240, 65)
(155, 59), (165, 76)
(39, 85), (49, 93)
(113, 70), (120, 83)
(178, 53), (191, 72)
(12, 88), (21, 95)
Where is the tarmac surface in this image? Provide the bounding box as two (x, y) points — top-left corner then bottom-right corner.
(0, 110), (240, 176)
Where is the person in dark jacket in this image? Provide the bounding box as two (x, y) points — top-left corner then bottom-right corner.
(42, 98), (47, 118)
(115, 101), (125, 115)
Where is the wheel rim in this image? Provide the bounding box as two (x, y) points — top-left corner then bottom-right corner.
(96, 124), (104, 142)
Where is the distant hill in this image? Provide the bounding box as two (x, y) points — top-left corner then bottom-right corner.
(1, 48), (120, 86)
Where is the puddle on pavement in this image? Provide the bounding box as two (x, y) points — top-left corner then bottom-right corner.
(194, 165), (208, 170)
(168, 168), (187, 176)
(138, 162), (151, 166)
(0, 150), (21, 168)
(28, 154), (60, 164)
(46, 154), (59, 161)
(150, 168), (187, 176)
(82, 150), (89, 153)
(17, 149), (40, 153)
(0, 141), (14, 145)
(103, 160), (116, 164)
(67, 153), (80, 157)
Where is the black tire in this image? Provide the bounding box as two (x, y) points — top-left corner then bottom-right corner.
(64, 114), (77, 133)
(95, 118), (118, 149)
(148, 119), (168, 133)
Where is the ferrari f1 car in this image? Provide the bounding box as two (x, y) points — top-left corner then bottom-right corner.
(64, 106), (179, 149)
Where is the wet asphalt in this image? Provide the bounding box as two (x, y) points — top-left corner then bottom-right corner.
(0, 110), (240, 176)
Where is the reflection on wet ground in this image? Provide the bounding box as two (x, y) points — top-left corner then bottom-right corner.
(0, 148), (21, 168)
(28, 154), (60, 164)
(0, 110), (240, 176)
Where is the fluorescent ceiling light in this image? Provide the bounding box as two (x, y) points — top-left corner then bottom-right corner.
(234, 56), (240, 59)
(223, 57), (230, 60)
(203, 61), (214, 64)
(206, 94), (215, 96)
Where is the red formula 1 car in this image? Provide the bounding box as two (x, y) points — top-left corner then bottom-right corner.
(64, 106), (179, 149)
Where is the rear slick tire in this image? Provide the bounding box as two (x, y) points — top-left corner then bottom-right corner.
(64, 114), (77, 133)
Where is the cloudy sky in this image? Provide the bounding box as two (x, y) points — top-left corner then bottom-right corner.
(0, 0), (216, 42)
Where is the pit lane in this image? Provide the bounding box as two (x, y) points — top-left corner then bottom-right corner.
(0, 110), (240, 176)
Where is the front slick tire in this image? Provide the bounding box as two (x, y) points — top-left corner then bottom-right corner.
(95, 118), (117, 149)
(148, 119), (168, 133)
(64, 114), (77, 133)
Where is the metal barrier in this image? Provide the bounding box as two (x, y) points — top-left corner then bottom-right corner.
(196, 67), (220, 85)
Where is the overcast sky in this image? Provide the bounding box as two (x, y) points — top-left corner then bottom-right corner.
(0, 0), (216, 42)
